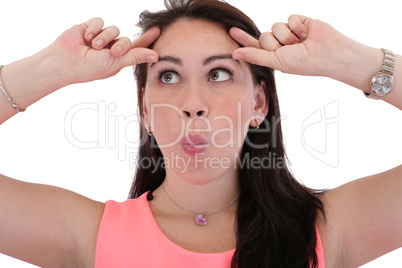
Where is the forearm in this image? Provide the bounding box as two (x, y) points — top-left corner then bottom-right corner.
(329, 37), (402, 110)
(0, 47), (69, 124)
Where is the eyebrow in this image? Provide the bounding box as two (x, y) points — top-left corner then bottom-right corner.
(150, 53), (240, 68)
(151, 55), (183, 68)
(203, 54), (240, 66)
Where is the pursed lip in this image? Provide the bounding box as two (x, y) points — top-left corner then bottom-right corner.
(180, 134), (209, 146)
(180, 134), (209, 156)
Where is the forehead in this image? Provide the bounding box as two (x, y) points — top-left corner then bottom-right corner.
(152, 18), (240, 56)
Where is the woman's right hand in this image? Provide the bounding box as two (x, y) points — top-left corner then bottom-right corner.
(48, 17), (160, 84)
(0, 18), (160, 124)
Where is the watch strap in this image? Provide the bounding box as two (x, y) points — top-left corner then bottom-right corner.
(380, 48), (394, 75)
(365, 48), (394, 99)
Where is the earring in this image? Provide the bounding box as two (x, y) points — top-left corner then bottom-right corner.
(147, 125), (154, 136)
(253, 119), (259, 129)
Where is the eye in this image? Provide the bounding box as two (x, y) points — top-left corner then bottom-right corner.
(209, 69), (232, 82)
(160, 71), (180, 84)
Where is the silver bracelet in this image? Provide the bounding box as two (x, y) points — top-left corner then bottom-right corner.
(0, 65), (25, 112)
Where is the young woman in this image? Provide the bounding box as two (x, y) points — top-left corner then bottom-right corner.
(0, 0), (400, 267)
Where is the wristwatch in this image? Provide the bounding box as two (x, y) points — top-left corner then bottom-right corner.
(365, 48), (394, 99)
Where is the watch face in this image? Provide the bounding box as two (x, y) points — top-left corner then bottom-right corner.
(371, 73), (394, 97)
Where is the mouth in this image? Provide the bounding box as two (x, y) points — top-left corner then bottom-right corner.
(180, 134), (209, 156)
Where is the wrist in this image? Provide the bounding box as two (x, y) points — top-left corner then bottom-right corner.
(327, 36), (383, 93)
(326, 39), (401, 109)
(33, 46), (73, 90)
(1, 47), (71, 110)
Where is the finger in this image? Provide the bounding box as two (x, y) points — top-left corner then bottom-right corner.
(271, 22), (300, 45)
(119, 47), (159, 68)
(132, 27), (161, 48)
(110, 37), (131, 57)
(259, 32), (282, 51)
(83, 17), (104, 43)
(92, 25), (120, 49)
(288, 15), (308, 39)
(233, 47), (280, 69)
(229, 27), (261, 48)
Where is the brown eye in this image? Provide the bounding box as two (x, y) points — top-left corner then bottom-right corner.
(210, 71), (220, 81)
(209, 69), (231, 82)
(161, 72), (179, 84)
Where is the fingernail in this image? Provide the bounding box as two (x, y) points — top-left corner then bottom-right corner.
(146, 55), (157, 63)
(96, 39), (104, 47)
(233, 52), (245, 61)
(115, 46), (122, 54)
(87, 33), (94, 40)
(300, 32), (307, 39)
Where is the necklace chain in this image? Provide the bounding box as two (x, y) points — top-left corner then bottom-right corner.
(161, 183), (240, 217)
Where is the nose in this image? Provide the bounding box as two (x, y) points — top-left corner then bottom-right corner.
(180, 86), (209, 119)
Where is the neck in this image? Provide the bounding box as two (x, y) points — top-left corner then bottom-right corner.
(154, 167), (240, 215)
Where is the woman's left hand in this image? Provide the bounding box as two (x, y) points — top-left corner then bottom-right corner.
(230, 15), (402, 110)
(230, 15), (382, 83)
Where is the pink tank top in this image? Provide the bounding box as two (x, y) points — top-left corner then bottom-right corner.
(95, 192), (325, 267)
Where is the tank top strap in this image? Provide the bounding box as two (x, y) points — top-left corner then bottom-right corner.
(315, 225), (325, 268)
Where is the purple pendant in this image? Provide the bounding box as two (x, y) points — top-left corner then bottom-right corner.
(195, 214), (207, 226)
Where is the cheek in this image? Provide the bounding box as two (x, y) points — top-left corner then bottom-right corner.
(240, 99), (256, 132)
(152, 105), (184, 145)
(225, 90), (255, 124)
(211, 94), (255, 147)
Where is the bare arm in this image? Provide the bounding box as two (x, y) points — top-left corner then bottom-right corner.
(0, 18), (160, 266)
(321, 165), (402, 267)
(0, 174), (104, 267)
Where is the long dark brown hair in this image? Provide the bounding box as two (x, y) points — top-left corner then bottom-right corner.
(129, 0), (325, 267)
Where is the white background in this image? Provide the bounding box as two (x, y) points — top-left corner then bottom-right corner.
(0, 0), (401, 267)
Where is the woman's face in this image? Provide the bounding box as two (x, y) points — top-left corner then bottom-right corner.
(143, 19), (268, 184)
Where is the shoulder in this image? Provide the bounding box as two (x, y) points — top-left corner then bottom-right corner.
(102, 192), (150, 218)
(96, 192), (152, 239)
(95, 192), (156, 267)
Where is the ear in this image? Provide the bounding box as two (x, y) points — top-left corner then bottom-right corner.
(253, 81), (269, 120)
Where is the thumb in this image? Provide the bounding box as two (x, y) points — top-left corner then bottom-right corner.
(233, 47), (280, 69)
(118, 47), (159, 68)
